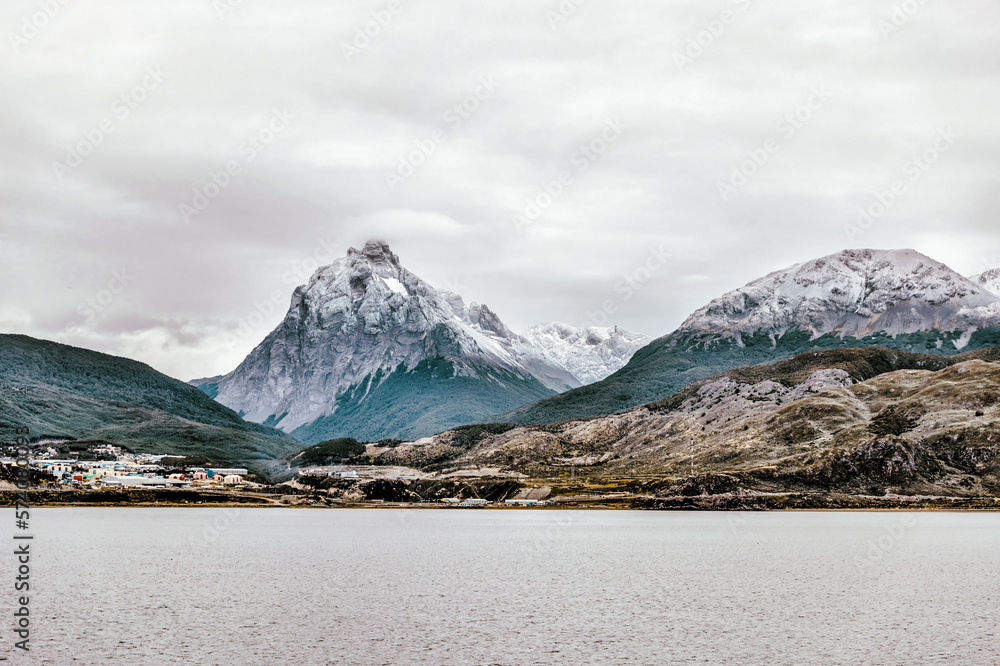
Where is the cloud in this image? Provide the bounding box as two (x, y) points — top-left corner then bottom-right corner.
(1, 0), (999, 379)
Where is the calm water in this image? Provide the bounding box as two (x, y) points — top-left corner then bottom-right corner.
(8, 508), (999, 665)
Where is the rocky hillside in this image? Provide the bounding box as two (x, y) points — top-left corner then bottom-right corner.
(502, 249), (1000, 425)
(372, 346), (1000, 498)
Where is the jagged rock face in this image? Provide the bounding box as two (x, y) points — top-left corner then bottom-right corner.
(681, 249), (1000, 339)
(518, 323), (651, 385)
(970, 268), (1000, 297)
(204, 241), (579, 442)
(675, 369), (855, 427)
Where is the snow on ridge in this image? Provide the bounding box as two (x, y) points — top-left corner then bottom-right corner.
(678, 248), (1000, 339)
(970, 268), (1000, 297)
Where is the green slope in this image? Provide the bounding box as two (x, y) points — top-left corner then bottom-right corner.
(500, 327), (1000, 425)
(288, 358), (556, 444)
(0, 334), (300, 471)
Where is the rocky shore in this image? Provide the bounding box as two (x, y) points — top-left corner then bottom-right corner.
(9, 481), (1000, 511)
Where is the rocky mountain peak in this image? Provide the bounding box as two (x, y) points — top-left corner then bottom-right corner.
(679, 248), (1000, 339)
(469, 302), (513, 339)
(201, 241), (593, 441)
(357, 239), (398, 263)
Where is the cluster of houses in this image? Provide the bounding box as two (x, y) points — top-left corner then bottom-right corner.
(439, 498), (550, 507)
(10, 456), (250, 489)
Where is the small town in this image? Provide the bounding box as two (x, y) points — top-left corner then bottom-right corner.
(1, 442), (252, 490)
(0, 442), (563, 507)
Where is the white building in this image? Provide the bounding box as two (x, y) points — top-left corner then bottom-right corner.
(100, 475), (189, 488)
(328, 470), (359, 479)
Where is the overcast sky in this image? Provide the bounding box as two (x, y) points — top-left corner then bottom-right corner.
(2, 0), (999, 380)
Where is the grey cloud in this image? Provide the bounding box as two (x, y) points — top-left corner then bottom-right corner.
(1, 0), (998, 379)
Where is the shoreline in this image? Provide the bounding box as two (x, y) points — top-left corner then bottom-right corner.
(8, 488), (1000, 511)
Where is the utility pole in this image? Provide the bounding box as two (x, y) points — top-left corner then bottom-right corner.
(690, 437), (694, 476)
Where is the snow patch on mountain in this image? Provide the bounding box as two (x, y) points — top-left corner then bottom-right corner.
(380, 276), (407, 296)
(970, 268), (1000, 297)
(679, 249), (1000, 340)
(518, 323), (651, 385)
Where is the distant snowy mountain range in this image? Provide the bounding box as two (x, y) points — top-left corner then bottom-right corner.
(519, 322), (650, 385)
(192, 241), (647, 443)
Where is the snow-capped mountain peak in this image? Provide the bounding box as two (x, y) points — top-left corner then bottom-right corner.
(202, 241), (586, 442)
(679, 248), (1000, 339)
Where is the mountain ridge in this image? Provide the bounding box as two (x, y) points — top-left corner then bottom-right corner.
(679, 248), (999, 339)
(499, 249), (1000, 425)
